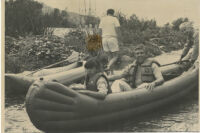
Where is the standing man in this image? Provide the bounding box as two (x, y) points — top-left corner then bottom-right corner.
(99, 9), (121, 73)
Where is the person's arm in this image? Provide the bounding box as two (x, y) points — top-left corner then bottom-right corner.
(116, 27), (122, 44)
(190, 33), (199, 62)
(107, 69), (128, 81)
(108, 73), (123, 81)
(69, 84), (85, 90)
(78, 77), (108, 99)
(114, 18), (122, 42)
(152, 63), (164, 86)
(179, 38), (193, 62)
(108, 63), (132, 81)
(146, 63), (164, 91)
(96, 77), (108, 94)
(179, 45), (191, 61)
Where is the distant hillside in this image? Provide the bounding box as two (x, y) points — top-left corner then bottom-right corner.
(67, 12), (100, 27)
(42, 4), (54, 14)
(41, 3), (99, 27)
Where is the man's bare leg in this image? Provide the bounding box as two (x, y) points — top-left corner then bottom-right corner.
(106, 52), (118, 74)
(111, 80), (132, 93)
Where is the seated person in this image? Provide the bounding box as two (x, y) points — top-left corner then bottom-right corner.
(71, 57), (112, 99)
(96, 54), (109, 73)
(108, 44), (164, 93)
(178, 22), (199, 65)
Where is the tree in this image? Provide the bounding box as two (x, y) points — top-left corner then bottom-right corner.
(172, 17), (189, 31)
(5, 0), (45, 36)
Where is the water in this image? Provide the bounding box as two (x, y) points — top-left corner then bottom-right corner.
(4, 50), (199, 132)
(91, 90), (198, 132)
(5, 97), (42, 133)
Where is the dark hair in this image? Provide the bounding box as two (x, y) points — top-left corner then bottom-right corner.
(84, 57), (100, 70)
(134, 44), (146, 52)
(107, 9), (114, 15)
(97, 54), (108, 64)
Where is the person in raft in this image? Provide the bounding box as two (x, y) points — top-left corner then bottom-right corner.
(108, 44), (164, 93)
(71, 57), (112, 99)
(178, 22), (199, 65)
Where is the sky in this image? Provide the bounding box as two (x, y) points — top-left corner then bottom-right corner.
(36, 0), (200, 26)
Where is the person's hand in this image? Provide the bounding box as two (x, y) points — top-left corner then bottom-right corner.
(146, 82), (156, 91)
(189, 59), (195, 64)
(105, 66), (113, 75)
(177, 57), (183, 64)
(137, 82), (156, 91)
(137, 83), (149, 89)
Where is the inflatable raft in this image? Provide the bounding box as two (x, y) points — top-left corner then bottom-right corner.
(5, 55), (133, 95)
(25, 63), (198, 132)
(5, 61), (84, 95)
(5, 61), (183, 95)
(5, 54), (184, 95)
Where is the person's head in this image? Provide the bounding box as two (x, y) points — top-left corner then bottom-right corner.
(134, 44), (147, 64)
(179, 22), (194, 36)
(107, 9), (114, 16)
(97, 54), (108, 69)
(84, 57), (101, 76)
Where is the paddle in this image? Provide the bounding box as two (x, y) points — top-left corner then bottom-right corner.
(26, 54), (85, 76)
(161, 60), (189, 67)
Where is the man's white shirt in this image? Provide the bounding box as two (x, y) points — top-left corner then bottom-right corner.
(99, 15), (120, 38)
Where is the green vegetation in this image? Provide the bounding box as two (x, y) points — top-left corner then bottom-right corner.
(5, 35), (70, 73)
(5, 0), (194, 73)
(5, 0), (98, 37)
(116, 12), (188, 54)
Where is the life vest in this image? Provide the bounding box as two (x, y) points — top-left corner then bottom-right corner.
(85, 73), (112, 94)
(126, 59), (160, 88)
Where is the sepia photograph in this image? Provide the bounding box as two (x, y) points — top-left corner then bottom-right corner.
(3, 0), (199, 132)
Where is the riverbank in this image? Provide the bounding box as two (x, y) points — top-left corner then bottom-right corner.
(5, 32), (182, 74)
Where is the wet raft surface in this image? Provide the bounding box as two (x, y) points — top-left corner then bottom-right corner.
(5, 50), (199, 132)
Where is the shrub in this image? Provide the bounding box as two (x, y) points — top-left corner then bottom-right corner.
(115, 12), (189, 54)
(5, 35), (72, 73)
(64, 29), (86, 53)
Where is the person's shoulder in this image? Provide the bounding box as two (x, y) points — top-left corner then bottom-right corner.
(152, 62), (159, 67)
(101, 15), (110, 19)
(142, 58), (160, 67)
(111, 16), (119, 21)
(99, 75), (107, 80)
(97, 76), (108, 83)
(109, 16), (118, 20)
(149, 58), (160, 66)
(100, 16), (107, 23)
(105, 15), (116, 20)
